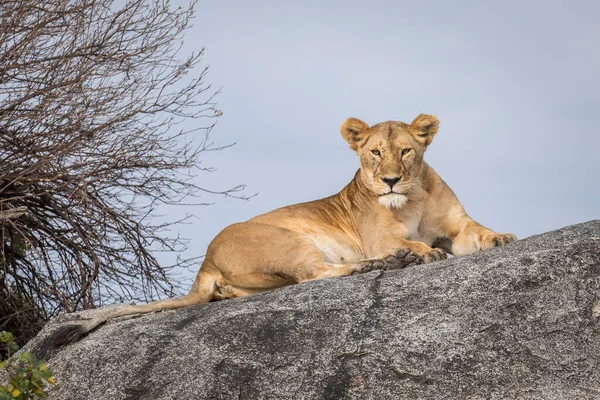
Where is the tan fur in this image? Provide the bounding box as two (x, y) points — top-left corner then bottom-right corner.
(53, 114), (516, 345)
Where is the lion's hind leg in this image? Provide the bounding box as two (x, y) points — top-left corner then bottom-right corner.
(209, 222), (375, 288)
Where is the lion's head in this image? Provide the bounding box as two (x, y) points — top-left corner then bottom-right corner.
(341, 114), (440, 209)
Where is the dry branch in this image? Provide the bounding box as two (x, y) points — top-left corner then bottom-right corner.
(0, 206), (27, 221)
(0, 0), (245, 343)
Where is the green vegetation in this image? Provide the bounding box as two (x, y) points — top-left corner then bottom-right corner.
(0, 332), (56, 399)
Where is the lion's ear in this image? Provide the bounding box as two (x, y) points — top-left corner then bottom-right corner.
(340, 118), (369, 151)
(410, 114), (440, 146)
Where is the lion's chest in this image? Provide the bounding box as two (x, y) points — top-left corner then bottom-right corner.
(401, 209), (440, 247)
(403, 213), (423, 241)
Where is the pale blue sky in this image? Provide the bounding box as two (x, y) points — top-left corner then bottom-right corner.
(160, 0), (599, 278)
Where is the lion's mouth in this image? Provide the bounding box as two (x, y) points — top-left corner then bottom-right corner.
(379, 191), (407, 197)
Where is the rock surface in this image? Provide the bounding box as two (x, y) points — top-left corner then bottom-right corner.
(20, 221), (600, 399)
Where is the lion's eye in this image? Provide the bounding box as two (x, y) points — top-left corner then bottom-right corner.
(401, 148), (412, 155)
(371, 149), (380, 156)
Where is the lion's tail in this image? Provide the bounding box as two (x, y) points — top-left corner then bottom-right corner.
(52, 267), (219, 347)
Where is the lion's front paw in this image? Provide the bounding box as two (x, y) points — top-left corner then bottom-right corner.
(353, 248), (424, 275)
(384, 248), (424, 270)
(481, 232), (517, 250)
(421, 247), (447, 263)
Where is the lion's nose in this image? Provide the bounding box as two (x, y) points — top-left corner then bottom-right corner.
(381, 176), (401, 188)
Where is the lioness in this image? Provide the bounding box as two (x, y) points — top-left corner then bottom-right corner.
(54, 114), (515, 345)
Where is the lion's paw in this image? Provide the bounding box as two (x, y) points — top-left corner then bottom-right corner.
(390, 248), (424, 269)
(481, 232), (517, 249)
(422, 247), (447, 263)
(352, 248), (424, 275)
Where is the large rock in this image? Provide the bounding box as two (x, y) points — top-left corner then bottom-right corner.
(20, 221), (600, 399)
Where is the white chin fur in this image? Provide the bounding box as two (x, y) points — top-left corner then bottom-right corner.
(378, 194), (408, 209)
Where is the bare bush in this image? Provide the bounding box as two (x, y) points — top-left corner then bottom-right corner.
(0, 0), (244, 342)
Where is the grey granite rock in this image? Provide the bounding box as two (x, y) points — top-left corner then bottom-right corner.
(20, 221), (600, 399)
